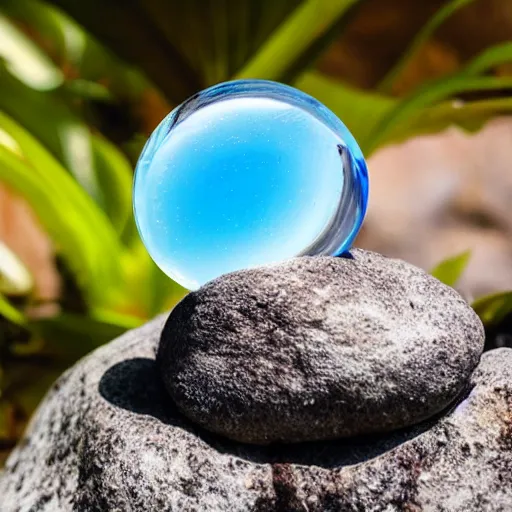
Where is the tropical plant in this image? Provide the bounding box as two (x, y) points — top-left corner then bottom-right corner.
(1, 0), (512, 461)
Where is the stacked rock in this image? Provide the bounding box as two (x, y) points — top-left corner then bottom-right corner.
(159, 249), (483, 444)
(3, 250), (512, 512)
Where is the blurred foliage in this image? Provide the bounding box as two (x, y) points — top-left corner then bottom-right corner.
(430, 250), (471, 288)
(472, 291), (512, 327)
(0, 0), (512, 462)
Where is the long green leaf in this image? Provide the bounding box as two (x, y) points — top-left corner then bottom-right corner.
(430, 250), (470, 287)
(0, 71), (133, 233)
(0, 112), (122, 306)
(462, 42), (512, 76)
(236, 0), (361, 81)
(0, 111), (107, 228)
(0, 5), (140, 215)
(0, 68), (106, 204)
(0, 146), (113, 305)
(472, 291), (512, 327)
(378, 0), (476, 93)
(367, 75), (512, 152)
(382, 96), (512, 145)
(92, 137), (134, 236)
(298, 72), (512, 156)
(0, 293), (26, 326)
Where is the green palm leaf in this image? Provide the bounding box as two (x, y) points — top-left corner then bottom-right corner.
(0, 111), (122, 307)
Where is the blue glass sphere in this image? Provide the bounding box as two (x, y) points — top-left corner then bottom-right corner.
(134, 80), (369, 290)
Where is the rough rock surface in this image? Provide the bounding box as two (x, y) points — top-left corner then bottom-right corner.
(0, 315), (511, 511)
(159, 250), (484, 444)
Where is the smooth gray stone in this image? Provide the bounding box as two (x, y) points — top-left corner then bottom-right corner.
(0, 316), (511, 511)
(159, 250), (484, 444)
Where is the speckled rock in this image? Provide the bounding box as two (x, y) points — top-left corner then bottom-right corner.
(159, 250), (484, 444)
(0, 316), (274, 512)
(0, 317), (511, 511)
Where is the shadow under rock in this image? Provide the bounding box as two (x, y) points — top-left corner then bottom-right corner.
(99, 357), (440, 469)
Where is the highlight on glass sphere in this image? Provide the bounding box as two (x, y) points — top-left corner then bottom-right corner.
(133, 79), (369, 290)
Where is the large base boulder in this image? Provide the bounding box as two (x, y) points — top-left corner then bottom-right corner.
(1, 314), (511, 511)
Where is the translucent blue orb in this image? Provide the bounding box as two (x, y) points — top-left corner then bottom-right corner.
(134, 80), (369, 290)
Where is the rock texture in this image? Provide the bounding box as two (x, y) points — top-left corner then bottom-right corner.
(0, 316), (274, 512)
(0, 315), (511, 511)
(159, 251), (484, 444)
